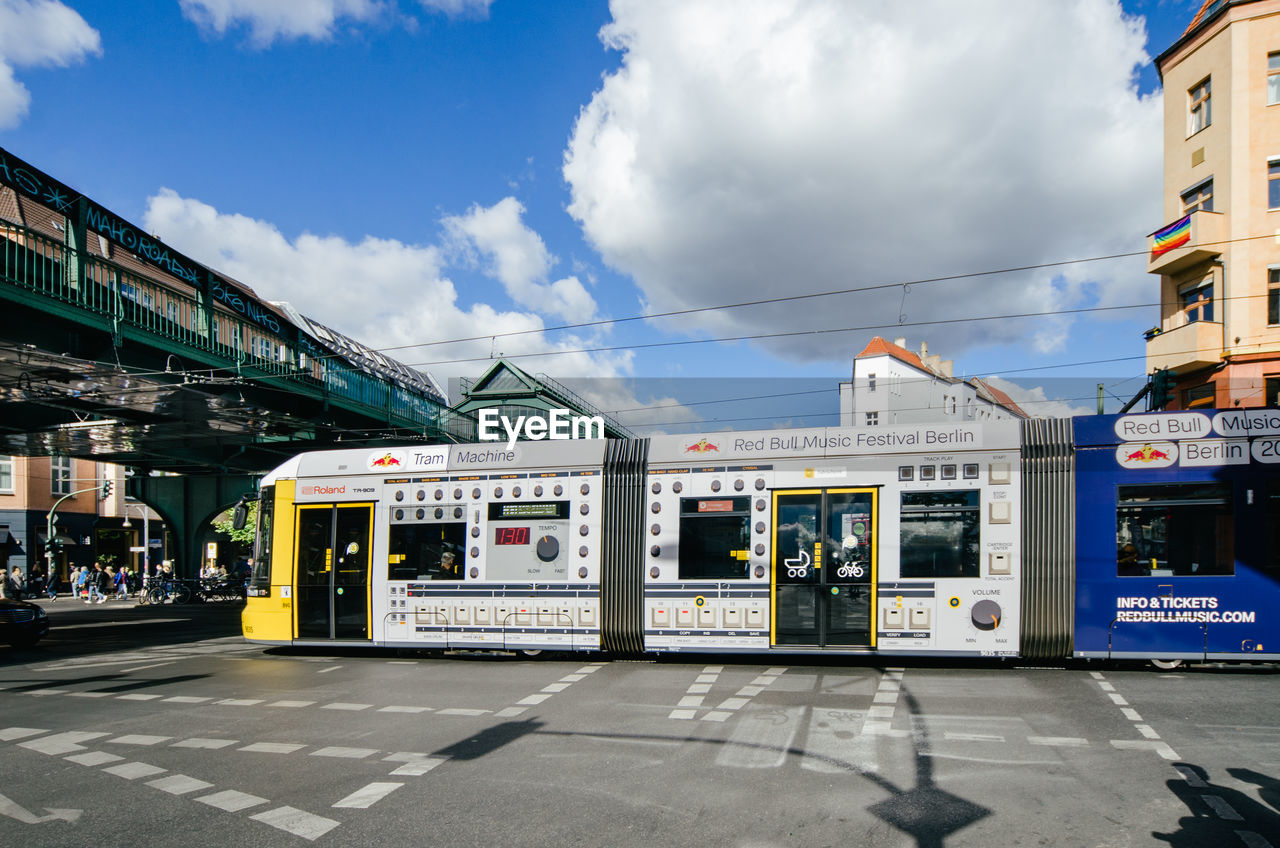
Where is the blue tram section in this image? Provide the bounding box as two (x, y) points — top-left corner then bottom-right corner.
(1072, 411), (1280, 662)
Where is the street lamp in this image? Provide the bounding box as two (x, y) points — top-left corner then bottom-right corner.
(121, 500), (151, 580)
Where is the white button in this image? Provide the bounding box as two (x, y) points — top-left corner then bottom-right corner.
(989, 501), (1012, 524)
(989, 552), (1011, 575)
(989, 462), (1011, 484)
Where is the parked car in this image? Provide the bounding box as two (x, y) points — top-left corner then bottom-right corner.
(0, 597), (50, 648)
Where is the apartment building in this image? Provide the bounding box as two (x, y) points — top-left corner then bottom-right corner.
(1145, 0), (1280, 408)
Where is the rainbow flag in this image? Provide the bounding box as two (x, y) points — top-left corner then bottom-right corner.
(1151, 215), (1192, 258)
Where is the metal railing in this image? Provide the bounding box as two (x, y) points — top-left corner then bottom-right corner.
(1, 222), (475, 441)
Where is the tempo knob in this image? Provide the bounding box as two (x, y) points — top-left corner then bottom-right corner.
(971, 599), (1001, 631)
(536, 534), (560, 562)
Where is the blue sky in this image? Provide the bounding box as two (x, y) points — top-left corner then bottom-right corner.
(0, 0), (1209, 431)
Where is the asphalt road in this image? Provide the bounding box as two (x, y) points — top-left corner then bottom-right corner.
(1, 598), (1277, 847)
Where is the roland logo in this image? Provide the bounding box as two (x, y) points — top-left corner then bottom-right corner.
(302, 484), (346, 496)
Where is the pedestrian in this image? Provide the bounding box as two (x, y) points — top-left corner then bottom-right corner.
(0, 568), (10, 599)
(86, 562), (107, 604)
(72, 565), (87, 600)
(44, 565), (58, 601)
(8, 567), (24, 599)
(113, 566), (128, 600)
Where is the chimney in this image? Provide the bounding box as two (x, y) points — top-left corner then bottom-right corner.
(920, 341), (928, 357)
(940, 360), (953, 378)
(893, 337), (906, 348)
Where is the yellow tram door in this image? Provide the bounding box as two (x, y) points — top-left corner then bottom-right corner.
(295, 503), (374, 641)
(771, 488), (877, 648)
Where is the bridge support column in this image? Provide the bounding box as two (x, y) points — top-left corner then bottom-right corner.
(133, 474), (258, 579)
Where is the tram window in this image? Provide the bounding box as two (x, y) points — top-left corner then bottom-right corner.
(250, 486), (274, 592)
(387, 522), (466, 581)
(900, 490), (980, 578)
(1269, 482), (1280, 572)
(678, 497), (751, 580)
(1116, 483), (1232, 577)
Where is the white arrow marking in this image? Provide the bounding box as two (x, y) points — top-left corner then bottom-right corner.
(0, 793), (82, 825)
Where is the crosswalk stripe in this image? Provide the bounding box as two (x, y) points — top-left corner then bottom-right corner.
(103, 762), (167, 780)
(0, 727), (47, 741)
(250, 806), (340, 841)
(196, 789), (269, 812)
(332, 781), (404, 809)
(147, 774), (215, 795)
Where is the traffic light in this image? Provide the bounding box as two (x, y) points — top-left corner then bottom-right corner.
(101, 479), (112, 499)
(1150, 368), (1173, 410)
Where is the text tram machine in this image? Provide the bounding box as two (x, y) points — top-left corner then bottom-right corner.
(243, 421), (1024, 658)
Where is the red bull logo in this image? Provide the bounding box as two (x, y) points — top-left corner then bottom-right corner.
(1124, 444), (1169, 462)
(1115, 441), (1177, 469)
(366, 450), (406, 470)
(685, 438), (720, 454)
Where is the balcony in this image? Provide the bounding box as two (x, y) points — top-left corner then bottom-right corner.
(1145, 319), (1223, 374)
(1147, 210), (1225, 276)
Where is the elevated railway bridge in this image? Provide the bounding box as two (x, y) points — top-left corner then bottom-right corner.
(0, 146), (474, 573)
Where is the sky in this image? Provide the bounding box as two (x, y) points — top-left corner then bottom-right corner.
(0, 0), (1210, 433)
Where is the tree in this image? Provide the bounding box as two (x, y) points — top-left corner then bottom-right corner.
(213, 500), (257, 545)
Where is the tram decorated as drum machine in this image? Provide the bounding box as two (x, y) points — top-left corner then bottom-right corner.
(240, 411), (1280, 666)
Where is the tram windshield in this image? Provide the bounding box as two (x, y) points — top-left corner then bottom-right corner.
(249, 486), (273, 595)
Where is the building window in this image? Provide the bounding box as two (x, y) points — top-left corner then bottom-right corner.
(50, 455), (71, 496)
(1183, 383), (1215, 409)
(1267, 376), (1280, 407)
(1269, 268), (1279, 325)
(1270, 52), (1280, 106)
(1179, 277), (1213, 323)
(865, 412), (878, 426)
(1270, 160), (1280, 210)
(867, 373), (876, 392)
(1188, 77), (1211, 135)
(0, 456), (12, 493)
(1181, 179), (1214, 214)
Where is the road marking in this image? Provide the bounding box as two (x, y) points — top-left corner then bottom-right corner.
(378, 705), (431, 713)
(437, 708), (489, 716)
(108, 734), (172, 746)
(250, 806), (340, 841)
(701, 711), (732, 722)
(0, 727), (47, 741)
(1027, 736), (1089, 747)
(239, 742), (306, 754)
(19, 731), (108, 755)
(215, 699), (264, 707)
(1236, 832), (1275, 848)
(317, 665), (342, 674)
(117, 694), (163, 701)
(1098, 681), (1115, 692)
(332, 781), (403, 809)
(196, 789), (270, 812)
(717, 706), (803, 769)
(69, 691), (112, 698)
(162, 696), (212, 704)
(171, 738), (238, 749)
(321, 702), (372, 711)
(311, 746), (378, 759)
(517, 694), (551, 705)
(147, 774), (215, 795)
(119, 662), (177, 673)
(389, 759), (446, 776)
(1121, 707), (1143, 722)
(1202, 795), (1244, 821)
(802, 707), (878, 774)
(54, 619), (183, 630)
(0, 792), (81, 825)
(64, 751), (124, 766)
(687, 684), (712, 694)
(1107, 693), (1129, 706)
(559, 674), (586, 682)
(102, 762), (167, 780)
(1135, 724), (1160, 739)
(944, 732), (1006, 743)
(267, 700), (315, 708)
(668, 709), (697, 720)
(25, 689), (69, 696)
(494, 707), (527, 717)
(1110, 739), (1179, 759)
(576, 665), (603, 674)
(677, 695), (704, 708)
(1174, 764), (1208, 787)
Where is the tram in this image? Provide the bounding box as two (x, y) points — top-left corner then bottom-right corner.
(240, 411), (1280, 666)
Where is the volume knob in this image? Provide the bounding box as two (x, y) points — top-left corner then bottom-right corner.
(971, 599), (1001, 631)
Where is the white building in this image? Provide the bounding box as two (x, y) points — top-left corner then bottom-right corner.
(838, 337), (1028, 427)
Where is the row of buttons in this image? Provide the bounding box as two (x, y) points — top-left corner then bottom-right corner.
(651, 604), (766, 628)
(393, 483), (591, 502)
(651, 477), (767, 494)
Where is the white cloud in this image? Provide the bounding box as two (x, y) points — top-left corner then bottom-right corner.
(444, 197), (599, 324)
(564, 0), (1162, 364)
(178, 0), (385, 47)
(416, 0), (493, 17)
(983, 376), (1095, 419)
(0, 0), (100, 129)
(141, 189), (622, 386)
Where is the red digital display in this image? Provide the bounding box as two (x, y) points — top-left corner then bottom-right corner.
(494, 526), (530, 545)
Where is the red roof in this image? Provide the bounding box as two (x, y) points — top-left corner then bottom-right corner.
(855, 336), (928, 372)
(971, 378), (1029, 419)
